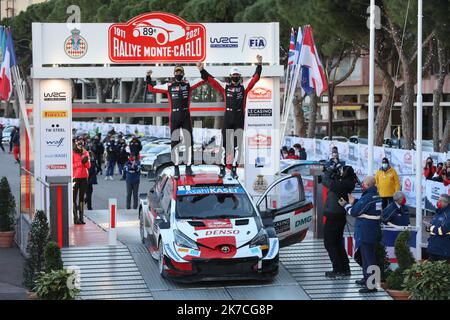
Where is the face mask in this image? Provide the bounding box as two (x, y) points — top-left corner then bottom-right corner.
(427, 162), (432, 167)
(382, 163), (388, 170)
(175, 74), (183, 82)
(437, 201), (443, 209)
(231, 76), (241, 83)
(400, 198), (406, 206)
(361, 183), (367, 192)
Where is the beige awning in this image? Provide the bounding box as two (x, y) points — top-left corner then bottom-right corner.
(334, 105), (362, 111)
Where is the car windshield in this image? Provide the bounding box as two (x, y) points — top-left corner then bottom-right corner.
(147, 145), (169, 154)
(175, 186), (256, 219)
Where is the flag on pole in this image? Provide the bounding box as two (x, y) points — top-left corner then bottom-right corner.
(0, 27), (4, 63)
(299, 25), (328, 96)
(0, 28), (17, 101)
(0, 27), (7, 62)
(289, 27), (303, 92)
(287, 28), (296, 66)
(293, 27), (302, 66)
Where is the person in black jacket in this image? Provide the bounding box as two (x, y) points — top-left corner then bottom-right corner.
(105, 136), (118, 180)
(117, 136), (128, 179)
(85, 152), (98, 211)
(129, 135), (142, 158)
(0, 124), (4, 152)
(9, 126), (16, 153)
(91, 135), (104, 175)
(322, 164), (357, 278)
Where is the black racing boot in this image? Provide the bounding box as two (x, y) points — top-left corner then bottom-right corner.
(79, 205), (86, 225)
(79, 212), (86, 225)
(325, 271), (339, 278)
(355, 278), (366, 286)
(218, 165), (226, 178)
(231, 166), (238, 179)
(174, 165), (180, 180)
(73, 207), (80, 225)
(186, 165), (195, 177)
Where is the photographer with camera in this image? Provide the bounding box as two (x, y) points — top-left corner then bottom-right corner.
(322, 163), (358, 278)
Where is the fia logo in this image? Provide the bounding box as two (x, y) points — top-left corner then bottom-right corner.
(248, 37), (266, 49)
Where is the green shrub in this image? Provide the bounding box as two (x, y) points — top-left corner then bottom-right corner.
(395, 230), (415, 270)
(386, 268), (406, 290)
(385, 230), (415, 290)
(34, 269), (80, 300)
(44, 242), (63, 272)
(403, 261), (450, 300)
(23, 210), (50, 290)
(0, 177), (16, 232)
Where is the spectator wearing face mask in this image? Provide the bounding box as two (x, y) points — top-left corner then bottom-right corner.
(375, 158), (400, 209)
(423, 157), (436, 180)
(285, 148), (300, 160)
(425, 194), (450, 262)
(382, 191), (410, 226)
(442, 163), (450, 186)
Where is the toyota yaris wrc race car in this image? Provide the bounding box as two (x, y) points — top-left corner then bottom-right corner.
(138, 165), (313, 282)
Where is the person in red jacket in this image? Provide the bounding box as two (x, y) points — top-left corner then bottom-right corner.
(72, 137), (91, 225)
(443, 165), (450, 186)
(423, 157), (436, 180)
(285, 148), (300, 160)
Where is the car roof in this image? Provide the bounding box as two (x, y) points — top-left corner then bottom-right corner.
(162, 165), (240, 186)
(280, 159), (321, 166)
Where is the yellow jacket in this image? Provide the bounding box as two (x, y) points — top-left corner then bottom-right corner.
(375, 167), (400, 197)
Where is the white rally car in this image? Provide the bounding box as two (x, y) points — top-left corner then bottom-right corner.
(138, 166), (313, 282)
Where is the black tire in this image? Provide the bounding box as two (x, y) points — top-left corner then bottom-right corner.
(139, 208), (145, 244)
(158, 239), (165, 276)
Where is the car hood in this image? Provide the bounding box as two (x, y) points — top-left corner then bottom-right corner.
(141, 155), (157, 163)
(175, 217), (259, 249)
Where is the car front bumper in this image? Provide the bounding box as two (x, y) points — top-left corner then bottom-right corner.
(161, 255), (279, 283)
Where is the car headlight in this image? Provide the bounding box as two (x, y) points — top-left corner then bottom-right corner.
(174, 229), (198, 249)
(250, 229), (269, 248)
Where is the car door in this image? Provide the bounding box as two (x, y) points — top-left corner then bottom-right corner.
(256, 174), (314, 248)
(146, 175), (167, 235)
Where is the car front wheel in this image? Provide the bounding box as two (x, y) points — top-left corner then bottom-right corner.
(158, 239), (166, 276)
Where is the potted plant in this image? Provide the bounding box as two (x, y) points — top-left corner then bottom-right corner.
(34, 269), (80, 300)
(23, 210), (50, 295)
(403, 261), (450, 300)
(44, 241), (64, 272)
(384, 230), (415, 299)
(0, 177), (17, 248)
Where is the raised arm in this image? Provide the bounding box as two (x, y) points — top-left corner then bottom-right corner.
(198, 62), (226, 95)
(244, 55), (263, 94)
(146, 69), (168, 94)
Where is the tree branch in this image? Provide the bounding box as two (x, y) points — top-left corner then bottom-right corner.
(334, 53), (359, 86)
(410, 29), (436, 64)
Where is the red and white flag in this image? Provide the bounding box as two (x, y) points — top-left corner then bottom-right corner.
(299, 25), (328, 96)
(0, 29), (16, 101)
